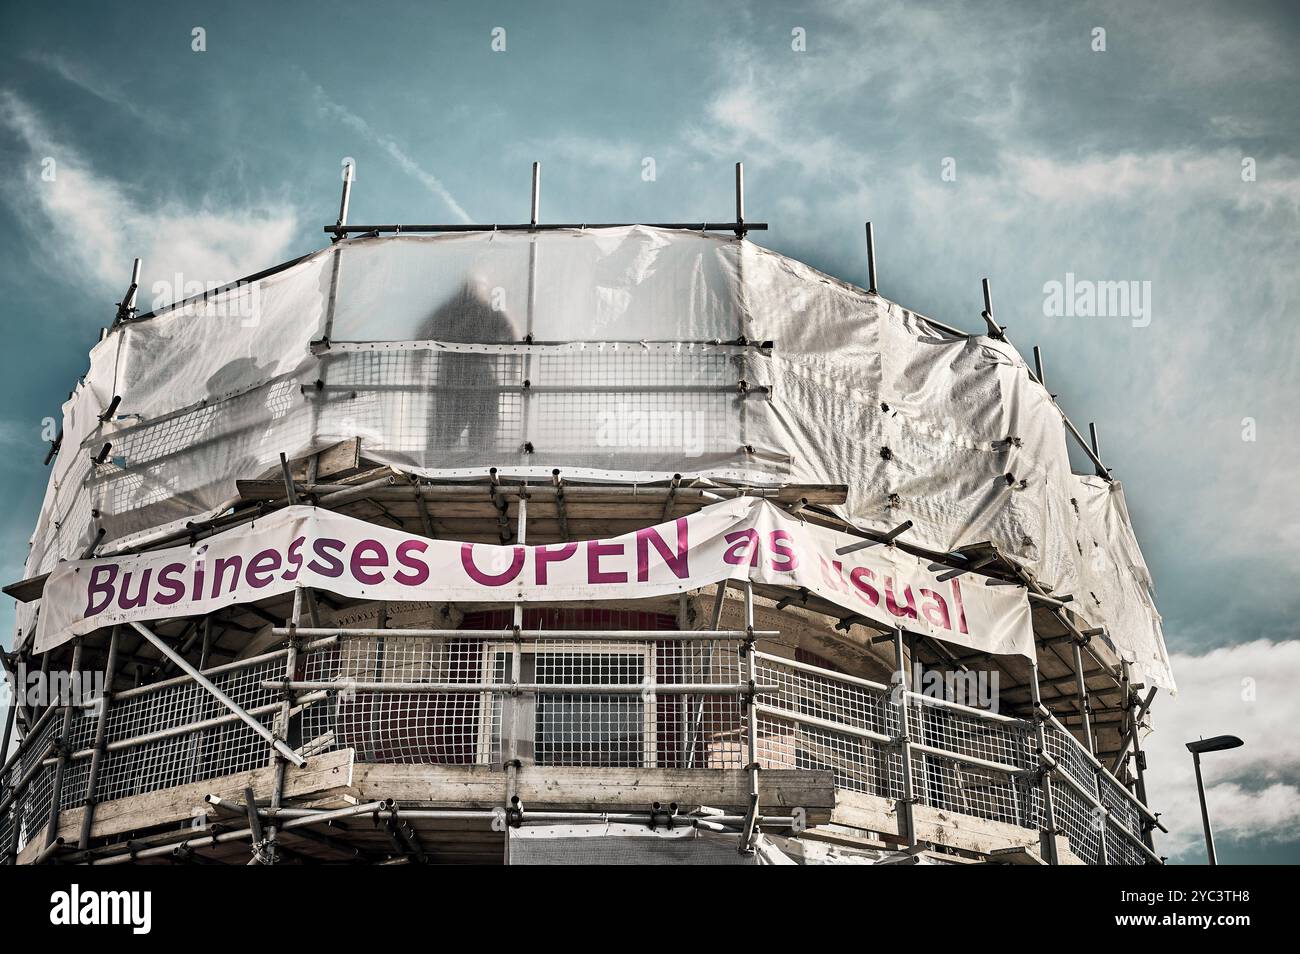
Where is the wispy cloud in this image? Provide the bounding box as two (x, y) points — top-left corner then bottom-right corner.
(24, 50), (177, 134)
(0, 89), (298, 297)
(1143, 639), (1300, 860)
(308, 81), (473, 224)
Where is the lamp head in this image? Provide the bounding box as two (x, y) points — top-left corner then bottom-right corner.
(1186, 735), (1244, 755)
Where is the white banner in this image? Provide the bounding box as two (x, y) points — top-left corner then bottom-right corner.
(35, 498), (1034, 658)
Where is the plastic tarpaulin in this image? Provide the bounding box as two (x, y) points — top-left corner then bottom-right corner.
(507, 823), (757, 865)
(18, 227), (1173, 690)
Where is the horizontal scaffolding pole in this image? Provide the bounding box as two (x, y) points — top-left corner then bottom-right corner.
(753, 651), (890, 693)
(79, 802), (797, 865)
(270, 626), (772, 641)
(326, 222), (767, 235)
(754, 702), (892, 745)
(108, 637), (337, 703)
(320, 339), (775, 353)
(908, 742), (1025, 778)
(263, 679), (775, 695)
(902, 689), (1028, 725)
(45, 693), (328, 765)
(305, 382), (770, 396)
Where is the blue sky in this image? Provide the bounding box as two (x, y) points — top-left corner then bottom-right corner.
(0, 0), (1297, 863)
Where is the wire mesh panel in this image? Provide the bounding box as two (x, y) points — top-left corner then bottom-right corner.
(297, 343), (763, 474)
(756, 709), (898, 797)
(909, 698), (1033, 828)
(13, 713), (58, 848)
(0, 788), (14, 862)
(503, 644), (648, 767)
(1041, 722), (1105, 864)
(300, 633), (748, 770)
(302, 636), (491, 764)
(1098, 766), (1152, 864)
(297, 601), (747, 771)
(92, 656), (284, 804)
(757, 655), (895, 738)
(659, 639), (745, 769)
(1052, 776), (1104, 865)
(754, 655), (901, 798)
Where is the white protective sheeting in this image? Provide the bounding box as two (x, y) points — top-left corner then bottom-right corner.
(17, 228), (1172, 690)
(507, 822), (756, 865)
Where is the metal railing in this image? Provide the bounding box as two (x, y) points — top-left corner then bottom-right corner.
(0, 632), (1160, 865)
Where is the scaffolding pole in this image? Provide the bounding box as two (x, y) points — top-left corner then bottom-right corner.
(1073, 640), (1096, 754)
(504, 492), (528, 864)
(865, 222), (878, 294)
(265, 587), (305, 864)
(892, 625), (918, 849)
(739, 580), (761, 851)
(1029, 660), (1061, 865)
(41, 638), (84, 855)
(77, 626), (120, 850)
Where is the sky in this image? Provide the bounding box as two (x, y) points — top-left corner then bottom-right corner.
(0, 0), (1296, 863)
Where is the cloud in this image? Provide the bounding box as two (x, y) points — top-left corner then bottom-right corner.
(1142, 639), (1300, 860)
(512, 0), (1300, 860)
(308, 82), (473, 224)
(0, 90), (298, 298)
(24, 51), (176, 134)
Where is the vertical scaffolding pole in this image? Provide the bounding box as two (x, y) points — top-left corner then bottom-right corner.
(3, 650), (33, 730)
(739, 580), (761, 851)
(333, 159), (354, 240)
(685, 583), (727, 769)
(43, 639), (84, 852)
(521, 164), (540, 457)
(530, 161), (541, 229)
(1093, 767), (1110, 865)
(892, 626), (918, 849)
(1029, 660), (1061, 865)
(1121, 661), (1155, 850)
(1089, 422), (1107, 478)
(0, 674), (14, 767)
(981, 277), (1004, 339)
(734, 161), (745, 237)
(266, 588), (304, 864)
(78, 626), (120, 850)
(198, 616), (213, 670)
(504, 493), (528, 864)
(114, 258), (141, 324)
(865, 222), (878, 294)
(1072, 641), (1095, 755)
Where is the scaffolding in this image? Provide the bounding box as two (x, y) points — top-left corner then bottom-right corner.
(1, 164), (1168, 865)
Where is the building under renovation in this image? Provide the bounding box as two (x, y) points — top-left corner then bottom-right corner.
(0, 165), (1172, 864)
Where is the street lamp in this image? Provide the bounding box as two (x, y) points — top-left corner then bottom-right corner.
(1185, 735), (1244, 865)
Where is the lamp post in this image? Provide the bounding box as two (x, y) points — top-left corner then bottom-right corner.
(1185, 735), (1243, 865)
